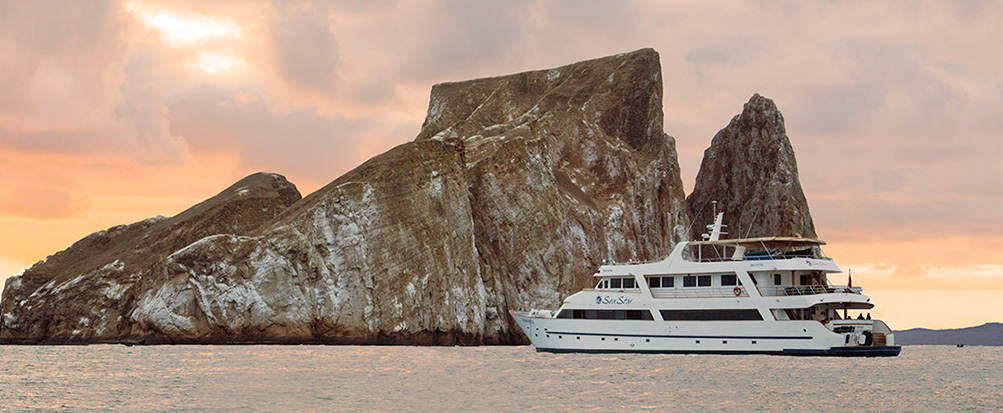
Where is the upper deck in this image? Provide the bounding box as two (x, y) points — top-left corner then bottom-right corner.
(685, 236), (830, 263)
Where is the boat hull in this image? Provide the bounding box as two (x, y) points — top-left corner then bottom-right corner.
(512, 311), (900, 357)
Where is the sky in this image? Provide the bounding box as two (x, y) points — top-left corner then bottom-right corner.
(1, 0), (1000, 330)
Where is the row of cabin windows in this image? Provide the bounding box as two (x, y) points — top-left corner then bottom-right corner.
(555, 309), (762, 321)
(659, 309), (763, 321)
(648, 273), (738, 289)
(593, 274), (754, 290)
(555, 309), (654, 320)
(767, 273), (819, 286)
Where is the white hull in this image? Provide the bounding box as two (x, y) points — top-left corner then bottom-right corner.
(513, 311), (897, 356)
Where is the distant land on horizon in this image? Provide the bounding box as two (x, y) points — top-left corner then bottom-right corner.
(896, 322), (1003, 346)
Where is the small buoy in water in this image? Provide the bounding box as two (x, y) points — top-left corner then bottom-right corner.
(956, 343), (965, 348)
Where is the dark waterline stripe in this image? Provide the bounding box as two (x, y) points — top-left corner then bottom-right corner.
(543, 331), (814, 340)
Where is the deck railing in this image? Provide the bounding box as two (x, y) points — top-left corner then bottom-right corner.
(650, 286), (748, 299)
(688, 254), (834, 263)
(758, 285), (862, 297)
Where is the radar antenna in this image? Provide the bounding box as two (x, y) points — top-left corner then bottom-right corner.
(701, 201), (728, 241)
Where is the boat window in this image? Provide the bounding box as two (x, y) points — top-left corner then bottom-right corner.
(660, 309), (764, 321)
(721, 273), (737, 286)
(662, 276), (674, 288)
(773, 274), (782, 285)
(799, 274), (809, 285)
(648, 277), (660, 288)
(683, 275), (696, 287)
(563, 309), (654, 320)
(623, 278), (636, 289)
(611, 278), (622, 289)
(698, 275), (711, 287)
(625, 310), (652, 320)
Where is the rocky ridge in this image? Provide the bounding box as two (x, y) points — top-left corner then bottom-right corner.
(1, 49), (815, 345)
(0, 173), (301, 343)
(1, 48), (689, 344)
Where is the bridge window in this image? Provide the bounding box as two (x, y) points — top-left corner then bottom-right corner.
(648, 277), (660, 288)
(721, 274), (737, 286)
(683, 275), (696, 287)
(661, 276), (674, 288)
(599, 277), (640, 290)
(774, 274), (782, 285)
(698, 275), (711, 287)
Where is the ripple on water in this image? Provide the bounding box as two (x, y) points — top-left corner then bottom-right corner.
(0, 345), (1000, 410)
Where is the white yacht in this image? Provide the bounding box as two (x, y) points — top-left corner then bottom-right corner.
(511, 211), (901, 356)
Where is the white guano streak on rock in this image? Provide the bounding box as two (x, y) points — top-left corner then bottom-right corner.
(132, 280), (196, 333)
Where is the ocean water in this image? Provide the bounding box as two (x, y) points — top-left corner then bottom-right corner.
(1, 345), (1000, 411)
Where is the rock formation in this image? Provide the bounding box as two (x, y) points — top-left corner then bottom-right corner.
(0, 173), (301, 343)
(686, 94), (817, 240)
(1, 48), (689, 344)
(417, 48), (689, 341)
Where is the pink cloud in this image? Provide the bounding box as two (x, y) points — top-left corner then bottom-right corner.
(0, 1), (1001, 329)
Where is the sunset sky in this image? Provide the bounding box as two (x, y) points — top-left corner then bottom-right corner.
(1, 1), (1000, 329)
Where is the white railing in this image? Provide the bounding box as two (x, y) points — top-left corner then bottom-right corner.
(651, 286), (748, 299)
(758, 285), (862, 297)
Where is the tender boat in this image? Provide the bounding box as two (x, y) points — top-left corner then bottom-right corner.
(511, 211), (901, 357)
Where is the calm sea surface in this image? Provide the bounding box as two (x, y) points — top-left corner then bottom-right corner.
(1, 345), (1000, 411)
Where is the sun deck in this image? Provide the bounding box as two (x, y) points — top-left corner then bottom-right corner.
(685, 237), (831, 263)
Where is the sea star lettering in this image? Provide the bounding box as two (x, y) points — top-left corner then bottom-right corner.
(598, 296), (633, 305)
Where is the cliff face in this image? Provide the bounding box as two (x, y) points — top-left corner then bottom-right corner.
(125, 139), (485, 344)
(419, 48), (689, 341)
(0, 173), (301, 343)
(686, 94), (817, 240)
(0, 48), (689, 344)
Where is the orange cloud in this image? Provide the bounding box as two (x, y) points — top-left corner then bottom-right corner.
(1, 184), (89, 220)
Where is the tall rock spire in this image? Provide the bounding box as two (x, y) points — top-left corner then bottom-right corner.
(687, 94), (817, 240)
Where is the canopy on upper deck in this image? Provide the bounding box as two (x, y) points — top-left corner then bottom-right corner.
(687, 236), (826, 249)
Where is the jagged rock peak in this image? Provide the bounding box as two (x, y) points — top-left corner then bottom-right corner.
(686, 94), (817, 240)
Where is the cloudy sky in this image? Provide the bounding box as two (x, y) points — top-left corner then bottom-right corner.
(1, 0), (1000, 329)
